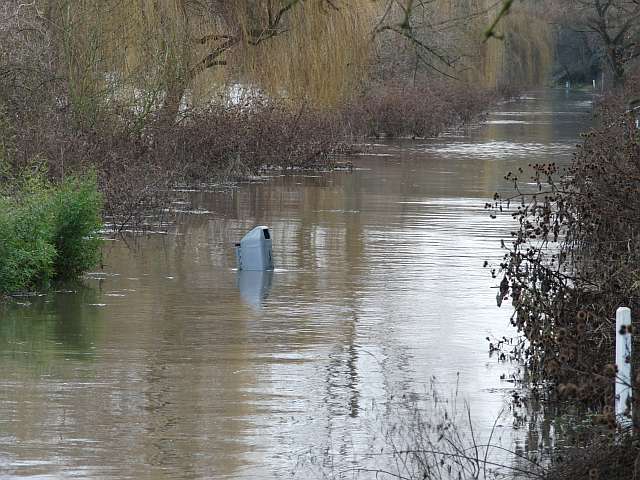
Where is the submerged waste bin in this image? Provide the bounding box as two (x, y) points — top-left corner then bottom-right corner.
(235, 226), (274, 271)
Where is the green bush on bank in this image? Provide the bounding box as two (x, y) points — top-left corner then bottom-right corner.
(0, 173), (103, 294)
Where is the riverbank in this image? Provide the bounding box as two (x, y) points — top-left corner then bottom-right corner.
(3, 80), (499, 234)
(488, 73), (640, 478)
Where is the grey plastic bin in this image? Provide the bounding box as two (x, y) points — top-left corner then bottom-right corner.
(235, 226), (274, 271)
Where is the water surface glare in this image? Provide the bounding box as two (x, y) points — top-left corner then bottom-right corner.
(0, 90), (593, 479)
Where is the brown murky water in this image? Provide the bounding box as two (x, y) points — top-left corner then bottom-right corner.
(0, 90), (593, 479)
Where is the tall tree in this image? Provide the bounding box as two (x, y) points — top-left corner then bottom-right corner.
(374, 0), (553, 88)
(489, 0), (640, 87)
(566, 0), (640, 87)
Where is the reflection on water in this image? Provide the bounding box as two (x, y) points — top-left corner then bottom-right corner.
(0, 90), (593, 479)
(237, 270), (274, 310)
(420, 140), (573, 160)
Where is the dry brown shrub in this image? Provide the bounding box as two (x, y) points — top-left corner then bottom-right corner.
(342, 80), (495, 138)
(3, 97), (352, 230)
(547, 427), (638, 480)
(488, 75), (640, 417)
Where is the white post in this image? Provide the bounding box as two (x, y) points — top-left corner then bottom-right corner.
(593, 79), (596, 89)
(616, 307), (632, 424)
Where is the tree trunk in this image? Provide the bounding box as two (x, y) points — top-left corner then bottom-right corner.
(605, 44), (626, 89)
(158, 83), (186, 126)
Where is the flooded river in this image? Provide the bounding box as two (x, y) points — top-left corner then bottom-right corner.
(0, 90), (593, 479)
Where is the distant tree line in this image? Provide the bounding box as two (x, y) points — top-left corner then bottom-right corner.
(489, 0), (640, 87)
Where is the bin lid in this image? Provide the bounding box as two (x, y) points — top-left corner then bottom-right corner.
(240, 226), (271, 246)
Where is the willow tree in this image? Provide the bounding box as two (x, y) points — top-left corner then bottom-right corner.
(373, 0), (554, 88)
(20, 0), (555, 130)
(41, 0), (376, 125)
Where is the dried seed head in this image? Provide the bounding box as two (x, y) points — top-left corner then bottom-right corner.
(603, 364), (617, 378)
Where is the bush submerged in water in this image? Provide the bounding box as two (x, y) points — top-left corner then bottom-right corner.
(0, 173), (102, 294)
(488, 77), (640, 414)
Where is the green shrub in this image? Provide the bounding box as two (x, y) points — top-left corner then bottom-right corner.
(50, 175), (103, 279)
(0, 173), (102, 294)
(0, 193), (57, 293)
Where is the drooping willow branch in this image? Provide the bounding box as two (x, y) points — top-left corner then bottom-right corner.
(484, 0), (514, 41)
